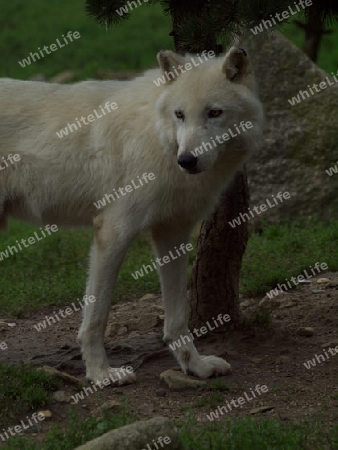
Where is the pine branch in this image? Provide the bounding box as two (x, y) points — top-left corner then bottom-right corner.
(85, 0), (338, 51)
(86, 0), (138, 26)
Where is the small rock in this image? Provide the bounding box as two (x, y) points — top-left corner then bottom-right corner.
(259, 297), (281, 310)
(279, 300), (297, 309)
(72, 416), (181, 450)
(53, 390), (72, 403)
(311, 289), (325, 294)
(250, 405), (274, 415)
(139, 294), (157, 302)
(297, 327), (314, 337)
(240, 299), (256, 308)
(160, 369), (206, 391)
(156, 388), (167, 397)
(316, 278), (330, 284)
(38, 410), (52, 419)
(101, 400), (121, 411)
(259, 294), (294, 310)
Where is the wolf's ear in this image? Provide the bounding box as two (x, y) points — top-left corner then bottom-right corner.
(157, 50), (186, 83)
(222, 46), (250, 82)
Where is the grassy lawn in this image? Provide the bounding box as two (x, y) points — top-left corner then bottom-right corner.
(0, 1), (337, 80)
(0, 363), (61, 430)
(0, 2), (337, 449)
(0, 220), (337, 316)
(0, 0), (173, 80)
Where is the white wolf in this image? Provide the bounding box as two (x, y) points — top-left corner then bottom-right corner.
(0, 46), (263, 385)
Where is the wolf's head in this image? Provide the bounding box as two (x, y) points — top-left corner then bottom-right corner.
(155, 46), (264, 174)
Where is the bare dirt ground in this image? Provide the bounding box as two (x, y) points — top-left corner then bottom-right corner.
(0, 272), (337, 445)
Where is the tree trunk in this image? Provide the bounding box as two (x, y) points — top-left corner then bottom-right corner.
(294, 14), (331, 62)
(188, 170), (249, 329)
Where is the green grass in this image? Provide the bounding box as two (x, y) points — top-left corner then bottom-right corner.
(2, 409), (337, 450)
(0, 222), (160, 316)
(241, 220), (338, 297)
(0, 363), (61, 430)
(1, 408), (132, 450)
(0, 0), (173, 80)
(282, 20), (338, 74)
(0, 1), (337, 80)
(1, 220), (336, 316)
(179, 415), (338, 450)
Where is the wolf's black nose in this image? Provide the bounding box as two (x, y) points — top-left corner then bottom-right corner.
(178, 154), (198, 170)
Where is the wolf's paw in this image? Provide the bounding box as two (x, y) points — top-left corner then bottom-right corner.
(87, 366), (137, 387)
(186, 355), (232, 379)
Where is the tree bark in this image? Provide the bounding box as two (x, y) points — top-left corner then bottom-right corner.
(188, 170), (249, 329)
(294, 14), (331, 62)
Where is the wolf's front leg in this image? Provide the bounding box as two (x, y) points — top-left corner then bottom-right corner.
(151, 222), (231, 379)
(78, 215), (136, 386)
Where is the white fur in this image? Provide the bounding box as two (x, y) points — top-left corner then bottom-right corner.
(0, 47), (264, 384)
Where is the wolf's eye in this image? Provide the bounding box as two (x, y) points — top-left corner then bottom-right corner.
(175, 110), (185, 121)
(208, 109), (223, 118)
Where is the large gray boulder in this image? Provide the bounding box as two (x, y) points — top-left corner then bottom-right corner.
(241, 32), (338, 223)
(74, 416), (182, 450)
